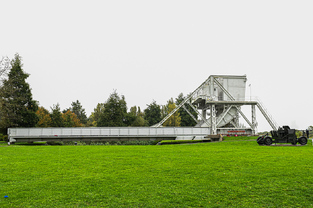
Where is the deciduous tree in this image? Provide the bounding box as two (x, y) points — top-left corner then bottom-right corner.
(62, 110), (82, 127)
(0, 56), (10, 86)
(36, 107), (52, 127)
(163, 98), (181, 127)
(49, 104), (84, 127)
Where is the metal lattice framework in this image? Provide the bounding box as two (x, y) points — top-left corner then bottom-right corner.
(154, 75), (278, 135)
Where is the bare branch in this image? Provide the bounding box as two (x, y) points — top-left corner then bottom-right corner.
(0, 56), (11, 86)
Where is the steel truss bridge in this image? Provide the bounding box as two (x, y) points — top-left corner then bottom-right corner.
(8, 127), (210, 143)
(8, 75), (277, 143)
(154, 75), (277, 135)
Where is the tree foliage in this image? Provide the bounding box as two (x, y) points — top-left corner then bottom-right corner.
(1, 55), (203, 130)
(36, 107), (52, 127)
(0, 54), (38, 128)
(129, 106), (148, 127)
(62, 110), (82, 127)
(36, 104), (83, 127)
(50, 104), (64, 127)
(144, 101), (162, 126)
(89, 103), (105, 127)
(163, 98), (181, 127)
(309, 126), (313, 138)
(96, 91), (128, 127)
(90, 92), (151, 127)
(176, 93), (198, 126)
(67, 100), (88, 125)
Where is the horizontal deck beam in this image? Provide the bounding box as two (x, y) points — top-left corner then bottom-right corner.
(8, 127), (211, 143)
(205, 101), (258, 105)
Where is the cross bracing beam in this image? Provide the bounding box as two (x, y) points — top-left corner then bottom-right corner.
(154, 75), (278, 133)
(182, 105), (198, 123)
(235, 106), (254, 129)
(154, 77), (212, 127)
(216, 105), (233, 126)
(212, 77), (277, 131)
(187, 102), (211, 127)
(213, 77), (235, 101)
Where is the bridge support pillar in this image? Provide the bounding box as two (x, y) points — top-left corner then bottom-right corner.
(210, 104), (217, 135)
(251, 104), (257, 135)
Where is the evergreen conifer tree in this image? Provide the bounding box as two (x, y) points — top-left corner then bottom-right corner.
(0, 54), (38, 128)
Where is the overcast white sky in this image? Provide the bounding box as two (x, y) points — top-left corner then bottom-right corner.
(1, 0), (312, 131)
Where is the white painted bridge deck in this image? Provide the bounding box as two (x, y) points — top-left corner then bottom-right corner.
(8, 127), (211, 143)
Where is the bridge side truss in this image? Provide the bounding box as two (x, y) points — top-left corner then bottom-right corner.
(154, 75), (277, 135)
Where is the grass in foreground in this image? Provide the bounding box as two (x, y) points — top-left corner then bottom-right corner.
(0, 140), (313, 207)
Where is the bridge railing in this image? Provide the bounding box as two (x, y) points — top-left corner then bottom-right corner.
(8, 127), (211, 142)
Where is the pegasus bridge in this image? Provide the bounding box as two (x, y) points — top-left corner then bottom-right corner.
(8, 75), (278, 143)
(8, 127), (211, 143)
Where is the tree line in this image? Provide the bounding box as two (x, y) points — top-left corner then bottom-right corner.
(0, 54), (197, 133)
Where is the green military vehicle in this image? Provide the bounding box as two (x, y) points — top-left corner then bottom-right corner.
(257, 126), (309, 146)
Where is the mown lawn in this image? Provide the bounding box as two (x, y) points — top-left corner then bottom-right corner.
(0, 140), (313, 207)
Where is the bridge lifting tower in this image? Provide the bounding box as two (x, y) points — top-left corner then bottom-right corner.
(155, 75), (278, 135)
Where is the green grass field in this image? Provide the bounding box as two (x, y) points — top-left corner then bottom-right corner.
(1, 139), (313, 207)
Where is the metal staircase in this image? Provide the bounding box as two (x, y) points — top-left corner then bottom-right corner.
(255, 98), (278, 131)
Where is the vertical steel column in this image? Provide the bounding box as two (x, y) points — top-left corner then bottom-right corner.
(251, 104), (257, 135)
(210, 76), (217, 134)
(210, 76), (215, 100)
(210, 104), (217, 134)
(202, 109), (207, 120)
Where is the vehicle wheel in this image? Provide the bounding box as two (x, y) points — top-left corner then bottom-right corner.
(264, 137), (272, 146)
(298, 137), (308, 145)
(257, 137), (263, 145)
(291, 138), (297, 145)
